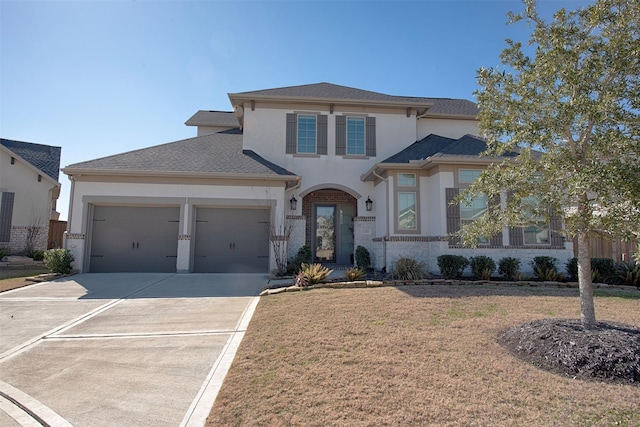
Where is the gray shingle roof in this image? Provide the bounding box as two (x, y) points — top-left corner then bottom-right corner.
(382, 134), (517, 164)
(185, 110), (239, 127)
(1, 138), (62, 180)
(229, 82), (478, 117)
(63, 131), (296, 178)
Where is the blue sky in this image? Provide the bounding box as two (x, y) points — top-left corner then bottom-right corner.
(1, 0), (591, 220)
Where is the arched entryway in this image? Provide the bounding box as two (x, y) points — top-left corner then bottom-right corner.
(302, 189), (357, 264)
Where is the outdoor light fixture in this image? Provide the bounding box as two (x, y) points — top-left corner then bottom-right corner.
(289, 195), (298, 211)
(365, 196), (373, 211)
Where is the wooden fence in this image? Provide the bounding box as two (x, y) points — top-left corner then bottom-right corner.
(572, 235), (637, 262)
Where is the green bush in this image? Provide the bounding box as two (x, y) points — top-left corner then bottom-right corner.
(28, 250), (45, 261)
(566, 258), (578, 281)
(43, 248), (74, 274)
(531, 256), (562, 281)
(0, 249), (8, 260)
(469, 256), (496, 280)
(617, 261), (640, 288)
(498, 257), (521, 281)
(295, 263), (333, 286)
(566, 257), (616, 283)
(591, 258), (616, 283)
(355, 246), (371, 269)
(437, 255), (469, 279)
(344, 267), (366, 281)
(288, 245), (312, 274)
(391, 257), (427, 280)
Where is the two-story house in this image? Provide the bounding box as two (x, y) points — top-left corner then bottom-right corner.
(62, 83), (572, 274)
(1, 138), (62, 254)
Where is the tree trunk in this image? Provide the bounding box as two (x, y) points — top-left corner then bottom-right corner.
(576, 230), (596, 328)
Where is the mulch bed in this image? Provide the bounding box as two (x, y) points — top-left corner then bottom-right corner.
(499, 318), (640, 386)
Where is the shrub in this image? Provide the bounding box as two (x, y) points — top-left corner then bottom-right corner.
(355, 246), (371, 269)
(43, 248), (74, 274)
(28, 250), (45, 261)
(344, 267), (366, 281)
(437, 255), (469, 279)
(0, 249), (8, 260)
(566, 258), (578, 281)
(531, 256), (563, 281)
(591, 258), (616, 283)
(469, 256), (496, 280)
(288, 245), (312, 274)
(617, 261), (640, 288)
(391, 257), (427, 280)
(295, 263), (333, 286)
(498, 257), (521, 281)
(566, 257), (616, 283)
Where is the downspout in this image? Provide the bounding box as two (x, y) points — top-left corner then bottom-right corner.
(372, 170), (389, 271)
(65, 175), (75, 249)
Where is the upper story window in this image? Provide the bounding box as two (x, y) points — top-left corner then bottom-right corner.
(286, 113), (327, 155)
(346, 117), (365, 155)
(297, 115), (317, 153)
(336, 115), (376, 157)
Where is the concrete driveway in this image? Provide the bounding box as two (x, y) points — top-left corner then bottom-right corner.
(0, 273), (267, 427)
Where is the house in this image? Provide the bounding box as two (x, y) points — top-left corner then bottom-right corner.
(62, 83), (573, 274)
(0, 138), (62, 254)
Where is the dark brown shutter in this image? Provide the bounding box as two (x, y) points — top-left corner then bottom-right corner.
(335, 115), (346, 155)
(365, 116), (376, 156)
(0, 192), (15, 242)
(286, 113), (297, 154)
(509, 226), (524, 246)
(549, 208), (564, 247)
(317, 115), (328, 155)
(489, 195), (503, 246)
(446, 188), (460, 246)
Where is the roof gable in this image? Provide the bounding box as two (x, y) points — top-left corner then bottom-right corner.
(63, 131), (296, 179)
(1, 138), (62, 180)
(228, 82), (478, 117)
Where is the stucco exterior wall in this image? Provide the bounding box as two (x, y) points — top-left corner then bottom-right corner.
(417, 117), (479, 140)
(0, 149), (58, 253)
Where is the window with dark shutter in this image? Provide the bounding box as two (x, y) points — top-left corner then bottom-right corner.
(0, 192), (15, 242)
(549, 209), (564, 247)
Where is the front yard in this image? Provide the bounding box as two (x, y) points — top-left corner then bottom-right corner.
(207, 284), (639, 426)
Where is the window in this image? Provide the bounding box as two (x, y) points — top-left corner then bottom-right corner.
(336, 116), (376, 156)
(459, 169), (482, 184)
(346, 117), (365, 155)
(398, 173), (416, 187)
(286, 113), (327, 155)
(398, 192), (417, 230)
(460, 195), (489, 244)
(522, 197), (549, 245)
(297, 115), (316, 153)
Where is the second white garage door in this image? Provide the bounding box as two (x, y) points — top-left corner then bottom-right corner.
(193, 208), (270, 273)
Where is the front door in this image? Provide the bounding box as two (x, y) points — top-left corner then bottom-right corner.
(313, 204), (354, 264)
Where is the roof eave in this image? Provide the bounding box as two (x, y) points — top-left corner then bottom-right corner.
(62, 167), (299, 182)
(0, 144), (61, 186)
(228, 93), (435, 110)
(418, 112), (478, 120)
(361, 156), (506, 181)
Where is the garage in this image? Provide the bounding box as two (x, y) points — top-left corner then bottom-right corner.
(89, 206), (180, 273)
(194, 207), (270, 273)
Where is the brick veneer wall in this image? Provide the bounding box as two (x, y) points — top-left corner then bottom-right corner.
(301, 190), (357, 247)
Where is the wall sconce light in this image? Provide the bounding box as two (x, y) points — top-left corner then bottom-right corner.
(289, 195), (298, 211)
(365, 196), (373, 212)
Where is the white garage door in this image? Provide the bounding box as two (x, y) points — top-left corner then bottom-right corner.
(90, 206), (180, 273)
(194, 208), (270, 273)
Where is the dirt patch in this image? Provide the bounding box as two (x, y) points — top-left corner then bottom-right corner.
(499, 318), (640, 385)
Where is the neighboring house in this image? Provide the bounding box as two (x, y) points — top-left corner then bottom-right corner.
(62, 82), (572, 274)
(0, 138), (62, 253)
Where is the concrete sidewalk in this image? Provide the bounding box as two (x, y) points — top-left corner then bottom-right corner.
(0, 273), (266, 427)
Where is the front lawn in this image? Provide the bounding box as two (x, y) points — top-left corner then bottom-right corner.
(207, 284), (639, 426)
